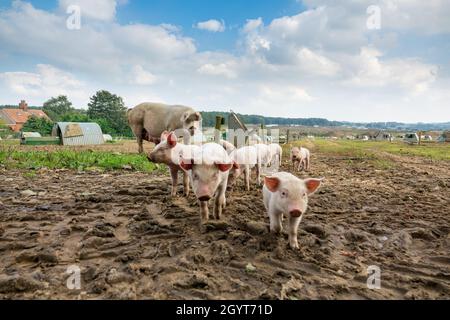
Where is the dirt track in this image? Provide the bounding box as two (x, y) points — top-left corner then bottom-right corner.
(0, 146), (449, 299)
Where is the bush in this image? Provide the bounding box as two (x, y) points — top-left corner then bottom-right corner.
(22, 116), (54, 136)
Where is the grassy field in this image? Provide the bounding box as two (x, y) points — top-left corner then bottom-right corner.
(0, 146), (159, 172)
(286, 139), (449, 169)
(1, 138), (447, 173)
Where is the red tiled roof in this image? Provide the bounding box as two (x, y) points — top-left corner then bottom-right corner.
(0, 108), (49, 124)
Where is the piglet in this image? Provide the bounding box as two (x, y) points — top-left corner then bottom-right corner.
(228, 146), (257, 191)
(148, 131), (199, 197)
(263, 172), (323, 249)
(291, 147), (310, 171)
(254, 143), (272, 185)
(179, 143), (233, 223)
(268, 143), (283, 166)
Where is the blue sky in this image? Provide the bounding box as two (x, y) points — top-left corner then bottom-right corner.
(17, 0), (307, 51)
(0, 0), (449, 122)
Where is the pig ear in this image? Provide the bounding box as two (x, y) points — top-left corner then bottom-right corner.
(179, 159), (193, 171)
(264, 176), (280, 192)
(194, 112), (202, 121)
(167, 132), (177, 148)
(304, 178), (323, 195)
(160, 130), (169, 141)
(216, 163), (233, 172)
(232, 161), (240, 170)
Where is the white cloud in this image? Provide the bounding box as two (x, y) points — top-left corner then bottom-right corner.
(58, 0), (118, 22)
(0, 64), (88, 104)
(304, 0), (450, 34)
(242, 18), (263, 33)
(195, 19), (225, 32)
(297, 48), (341, 77)
(129, 65), (156, 85)
(346, 47), (437, 94)
(0, 1), (196, 77)
(197, 62), (237, 79)
(0, 1), (449, 122)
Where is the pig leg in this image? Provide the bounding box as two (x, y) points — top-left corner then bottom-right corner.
(213, 181), (227, 220)
(268, 209), (283, 234)
(256, 162), (262, 185)
(182, 171), (190, 196)
(306, 155), (310, 171)
(199, 200), (209, 223)
(169, 166), (178, 197)
(244, 165), (250, 191)
(288, 215), (303, 249)
(137, 136), (144, 154)
(133, 126), (144, 153)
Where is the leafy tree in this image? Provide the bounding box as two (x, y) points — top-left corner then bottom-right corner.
(60, 110), (90, 122)
(42, 95), (74, 121)
(87, 90), (130, 135)
(92, 118), (115, 135)
(22, 116), (54, 136)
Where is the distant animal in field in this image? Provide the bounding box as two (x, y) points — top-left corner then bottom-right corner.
(268, 143), (282, 166)
(128, 102), (202, 153)
(291, 147), (310, 171)
(228, 146), (257, 191)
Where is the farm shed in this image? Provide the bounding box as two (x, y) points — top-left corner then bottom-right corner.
(374, 131), (394, 142)
(52, 122), (105, 146)
(21, 132), (42, 138)
(403, 133), (419, 144)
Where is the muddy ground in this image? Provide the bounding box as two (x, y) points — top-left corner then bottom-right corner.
(0, 144), (449, 299)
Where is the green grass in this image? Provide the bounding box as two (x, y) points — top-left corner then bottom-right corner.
(288, 138), (449, 169)
(0, 139), (20, 146)
(0, 148), (160, 172)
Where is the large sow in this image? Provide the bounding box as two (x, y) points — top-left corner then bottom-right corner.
(128, 102), (202, 153)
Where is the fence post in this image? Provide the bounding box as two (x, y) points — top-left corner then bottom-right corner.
(215, 116), (223, 143)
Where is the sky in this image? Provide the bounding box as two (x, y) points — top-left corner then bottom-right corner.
(0, 0), (449, 123)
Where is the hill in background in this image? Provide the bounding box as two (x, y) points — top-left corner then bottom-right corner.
(2, 106), (448, 131)
(200, 111), (450, 131)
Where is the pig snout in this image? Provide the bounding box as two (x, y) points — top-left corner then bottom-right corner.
(196, 185), (212, 201)
(289, 209), (302, 218)
(147, 153), (154, 162)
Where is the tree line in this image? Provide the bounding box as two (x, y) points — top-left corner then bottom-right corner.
(21, 91), (133, 137)
(200, 111), (450, 131)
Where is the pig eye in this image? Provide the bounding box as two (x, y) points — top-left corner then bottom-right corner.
(193, 173), (199, 180)
(281, 190), (288, 197)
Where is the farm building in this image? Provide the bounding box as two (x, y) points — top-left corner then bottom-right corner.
(373, 131), (394, 142)
(0, 100), (49, 132)
(438, 131), (450, 143)
(52, 122), (105, 146)
(404, 133), (419, 144)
